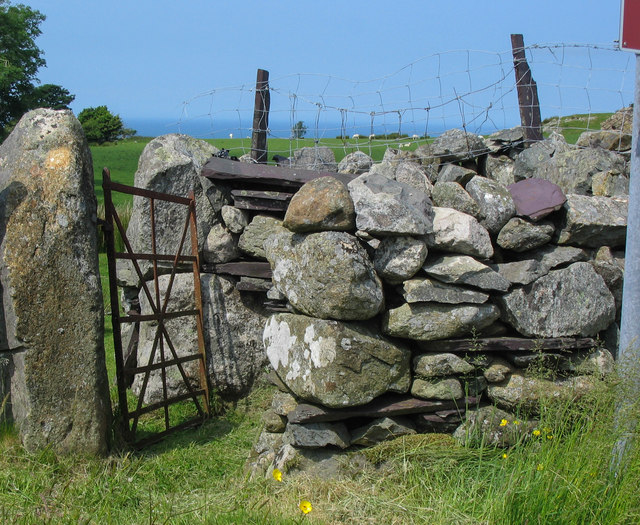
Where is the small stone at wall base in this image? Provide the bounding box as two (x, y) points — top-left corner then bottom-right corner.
(351, 417), (416, 446)
(283, 422), (351, 449)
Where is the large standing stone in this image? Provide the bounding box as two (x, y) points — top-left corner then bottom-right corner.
(263, 313), (411, 408)
(201, 274), (270, 400)
(283, 176), (355, 233)
(0, 109), (110, 454)
(497, 262), (616, 338)
(373, 236), (428, 284)
(0, 354), (10, 422)
(422, 255), (510, 292)
(555, 195), (628, 248)
(427, 207), (493, 259)
(466, 176), (516, 235)
(120, 134), (218, 286)
(382, 302), (500, 341)
(290, 146), (338, 172)
(265, 230), (384, 321)
(347, 172), (433, 236)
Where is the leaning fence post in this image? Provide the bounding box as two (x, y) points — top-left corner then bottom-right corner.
(511, 34), (543, 143)
(251, 69), (270, 164)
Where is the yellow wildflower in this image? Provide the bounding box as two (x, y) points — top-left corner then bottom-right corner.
(502, 453), (508, 459)
(547, 434), (554, 440)
(513, 420), (520, 425)
(500, 419), (508, 427)
(533, 429), (541, 437)
(299, 500), (313, 514)
(272, 468), (282, 482)
(537, 463), (544, 471)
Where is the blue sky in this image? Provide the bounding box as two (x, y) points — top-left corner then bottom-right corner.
(20, 1), (635, 137)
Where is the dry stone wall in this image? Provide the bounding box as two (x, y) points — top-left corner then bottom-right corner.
(247, 114), (629, 476)
(115, 109), (629, 469)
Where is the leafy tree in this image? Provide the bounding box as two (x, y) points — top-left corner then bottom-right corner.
(27, 83), (74, 110)
(78, 106), (134, 143)
(0, 1), (75, 140)
(291, 120), (307, 139)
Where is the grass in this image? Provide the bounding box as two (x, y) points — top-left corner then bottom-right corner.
(542, 112), (614, 144)
(1, 367), (639, 523)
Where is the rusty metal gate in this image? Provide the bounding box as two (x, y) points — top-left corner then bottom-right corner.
(102, 168), (210, 448)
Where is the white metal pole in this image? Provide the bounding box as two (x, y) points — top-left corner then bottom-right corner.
(612, 53), (640, 474)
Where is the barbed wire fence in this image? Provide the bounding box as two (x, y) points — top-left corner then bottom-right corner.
(177, 40), (634, 162)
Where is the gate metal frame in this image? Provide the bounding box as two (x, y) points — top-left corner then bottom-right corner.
(102, 168), (210, 448)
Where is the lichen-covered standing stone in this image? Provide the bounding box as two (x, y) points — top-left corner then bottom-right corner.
(0, 109), (110, 454)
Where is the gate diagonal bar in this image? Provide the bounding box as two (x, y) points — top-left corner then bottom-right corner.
(102, 168), (210, 448)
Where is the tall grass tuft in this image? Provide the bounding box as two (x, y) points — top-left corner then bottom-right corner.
(96, 202), (133, 253)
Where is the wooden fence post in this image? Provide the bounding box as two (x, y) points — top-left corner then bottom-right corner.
(511, 34), (543, 143)
(251, 69), (270, 163)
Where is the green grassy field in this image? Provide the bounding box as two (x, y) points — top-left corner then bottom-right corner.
(2, 350), (639, 523)
(91, 113), (615, 210)
(90, 135), (421, 209)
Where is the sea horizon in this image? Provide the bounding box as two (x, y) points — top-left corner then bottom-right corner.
(122, 116), (507, 140)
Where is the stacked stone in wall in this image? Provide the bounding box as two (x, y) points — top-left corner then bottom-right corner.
(248, 115), (629, 476)
(115, 109), (629, 473)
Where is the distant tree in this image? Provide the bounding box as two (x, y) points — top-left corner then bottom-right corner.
(27, 83), (75, 110)
(0, 1), (75, 140)
(291, 120), (307, 139)
(78, 106), (133, 143)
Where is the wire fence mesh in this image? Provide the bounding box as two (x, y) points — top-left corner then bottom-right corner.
(177, 42), (634, 160)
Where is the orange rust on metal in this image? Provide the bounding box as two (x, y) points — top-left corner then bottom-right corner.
(101, 168), (210, 448)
